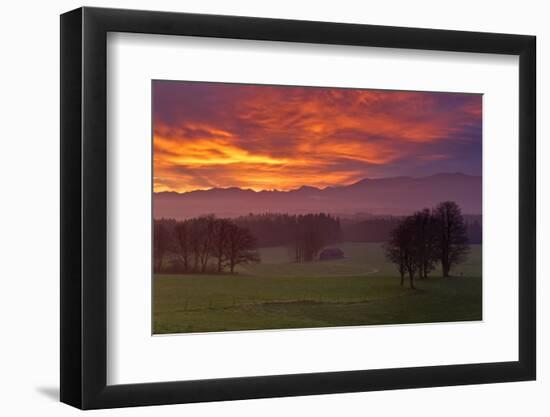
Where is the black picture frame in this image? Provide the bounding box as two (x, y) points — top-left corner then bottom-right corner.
(60, 6), (536, 410)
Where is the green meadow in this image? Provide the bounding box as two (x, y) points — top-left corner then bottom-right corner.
(153, 242), (482, 334)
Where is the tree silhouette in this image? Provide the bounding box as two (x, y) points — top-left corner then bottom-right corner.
(154, 216), (260, 274)
(384, 201), (470, 286)
(224, 223), (260, 273)
(173, 221), (191, 272)
(410, 209), (438, 279)
(153, 221), (170, 273)
(385, 217), (418, 289)
(198, 215), (216, 272)
(433, 201), (469, 277)
(213, 218), (231, 273)
(385, 230), (406, 286)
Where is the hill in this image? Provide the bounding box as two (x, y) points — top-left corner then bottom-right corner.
(153, 173), (482, 219)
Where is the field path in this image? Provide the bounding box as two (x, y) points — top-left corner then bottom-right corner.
(330, 267), (380, 277)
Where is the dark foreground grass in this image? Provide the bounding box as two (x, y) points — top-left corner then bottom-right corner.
(153, 243), (482, 334)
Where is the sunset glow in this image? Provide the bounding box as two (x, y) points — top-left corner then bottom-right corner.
(153, 82), (482, 193)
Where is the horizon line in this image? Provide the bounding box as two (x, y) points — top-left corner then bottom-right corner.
(154, 172), (481, 195)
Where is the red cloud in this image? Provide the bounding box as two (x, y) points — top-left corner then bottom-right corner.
(153, 82), (482, 192)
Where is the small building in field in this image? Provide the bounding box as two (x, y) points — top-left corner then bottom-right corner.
(319, 247), (344, 261)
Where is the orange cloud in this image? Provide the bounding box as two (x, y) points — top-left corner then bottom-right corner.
(153, 82), (482, 193)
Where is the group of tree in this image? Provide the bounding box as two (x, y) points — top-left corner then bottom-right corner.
(154, 216), (260, 274)
(385, 201), (470, 289)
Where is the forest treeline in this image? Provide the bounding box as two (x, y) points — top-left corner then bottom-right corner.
(235, 213), (341, 262)
(342, 216), (481, 244)
(214, 213), (481, 246)
(231, 213), (341, 247)
(154, 203), (479, 275)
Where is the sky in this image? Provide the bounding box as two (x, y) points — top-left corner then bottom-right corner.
(153, 81), (482, 193)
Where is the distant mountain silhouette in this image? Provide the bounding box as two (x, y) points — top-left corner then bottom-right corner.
(154, 173), (482, 220)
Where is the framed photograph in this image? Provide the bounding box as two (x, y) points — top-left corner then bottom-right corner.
(60, 7), (536, 409)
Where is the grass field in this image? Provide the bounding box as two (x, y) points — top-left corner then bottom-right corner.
(153, 242), (482, 334)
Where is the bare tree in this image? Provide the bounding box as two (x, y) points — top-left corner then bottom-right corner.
(433, 201), (470, 277)
(187, 218), (204, 272)
(163, 217), (261, 274)
(197, 215), (216, 272)
(410, 209), (438, 279)
(153, 221), (170, 273)
(385, 217), (418, 289)
(173, 221), (191, 272)
(224, 223), (260, 273)
(401, 217), (420, 289)
(384, 236), (406, 286)
(212, 218), (231, 273)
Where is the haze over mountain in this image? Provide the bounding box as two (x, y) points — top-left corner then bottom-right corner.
(153, 173), (481, 220)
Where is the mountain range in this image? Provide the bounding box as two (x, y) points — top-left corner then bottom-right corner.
(153, 173), (482, 220)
